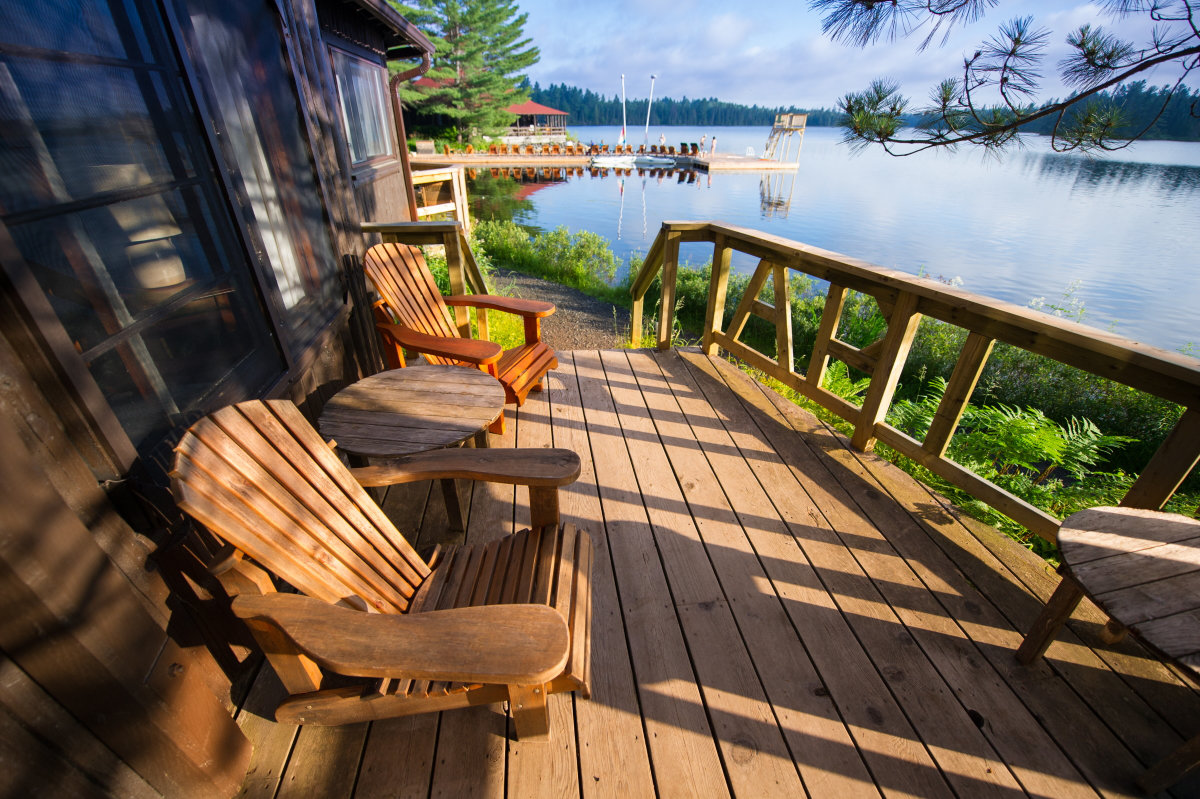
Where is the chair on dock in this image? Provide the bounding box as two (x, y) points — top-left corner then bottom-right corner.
(363, 242), (558, 420)
(488, 144), (498, 155)
(668, 146), (676, 155)
(172, 399), (593, 740)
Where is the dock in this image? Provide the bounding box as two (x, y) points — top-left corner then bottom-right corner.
(413, 152), (797, 172)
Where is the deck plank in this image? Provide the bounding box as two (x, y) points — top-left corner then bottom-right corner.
(507, 382), (582, 798)
(354, 715), (438, 799)
(231, 349), (1200, 799)
(602, 349), (805, 796)
(624, 350), (883, 798)
(274, 723), (367, 799)
(549, 354), (657, 798)
(665, 350), (1024, 797)
(234, 666), (297, 799)
(425, 413), (518, 798)
(678, 353), (1101, 797)
(710, 353), (1193, 796)
(574, 350), (731, 798)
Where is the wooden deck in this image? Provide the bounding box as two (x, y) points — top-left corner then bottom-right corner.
(233, 349), (1200, 798)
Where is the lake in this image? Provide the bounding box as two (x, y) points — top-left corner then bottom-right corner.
(467, 125), (1200, 355)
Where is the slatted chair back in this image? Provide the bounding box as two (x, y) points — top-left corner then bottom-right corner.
(172, 399), (431, 614)
(363, 242), (460, 367)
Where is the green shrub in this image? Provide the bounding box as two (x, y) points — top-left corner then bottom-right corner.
(475, 220), (627, 305)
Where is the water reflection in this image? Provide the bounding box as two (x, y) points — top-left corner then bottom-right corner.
(1019, 150), (1200, 193)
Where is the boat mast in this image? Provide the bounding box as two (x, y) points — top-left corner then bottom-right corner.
(644, 73), (657, 145)
(620, 73), (627, 146)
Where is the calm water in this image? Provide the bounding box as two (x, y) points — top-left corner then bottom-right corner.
(468, 125), (1200, 354)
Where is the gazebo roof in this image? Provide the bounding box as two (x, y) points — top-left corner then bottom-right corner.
(505, 100), (567, 116)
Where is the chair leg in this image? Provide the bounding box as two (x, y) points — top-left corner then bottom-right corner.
(440, 478), (465, 532)
(1016, 575), (1085, 664)
(1138, 732), (1200, 794)
(489, 411), (505, 435)
(508, 684), (550, 740)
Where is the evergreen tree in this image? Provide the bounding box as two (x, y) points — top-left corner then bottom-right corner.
(811, 0), (1200, 155)
(394, 0), (539, 141)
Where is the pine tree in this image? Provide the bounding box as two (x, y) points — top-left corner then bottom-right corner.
(812, 0), (1200, 155)
(394, 0), (539, 141)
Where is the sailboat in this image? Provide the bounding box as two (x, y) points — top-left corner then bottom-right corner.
(591, 74), (674, 167)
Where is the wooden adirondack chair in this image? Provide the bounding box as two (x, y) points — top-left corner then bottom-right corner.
(364, 242), (557, 431)
(171, 399), (592, 739)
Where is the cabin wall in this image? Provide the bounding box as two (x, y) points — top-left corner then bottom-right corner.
(353, 162), (416, 224)
(0, 310), (250, 797)
(0, 0), (424, 793)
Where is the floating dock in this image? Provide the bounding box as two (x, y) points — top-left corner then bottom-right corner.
(413, 113), (807, 173)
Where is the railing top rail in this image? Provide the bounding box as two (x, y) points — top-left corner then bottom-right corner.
(411, 167), (462, 181)
(363, 220), (460, 236)
(647, 221), (1200, 407)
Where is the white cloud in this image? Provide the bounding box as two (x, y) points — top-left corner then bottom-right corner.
(517, 0), (1196, 108)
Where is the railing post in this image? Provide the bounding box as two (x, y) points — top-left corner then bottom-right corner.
(656, 230), (681, 350)
(702, 234), (731, 356)
(630, 297), (643, 348)
(1121, 407), (1200, 510)
(453, 167), (471, 236)
(806, 283), (847, 390)
(772, 263), (793, 372)
(442, 230), (471, 338)
(924, 332), (995, 457)
(851, 291), (921, 452)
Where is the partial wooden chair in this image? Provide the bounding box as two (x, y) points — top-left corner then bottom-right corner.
(363, 242), (557, 433)
(171, 399), (593, 740)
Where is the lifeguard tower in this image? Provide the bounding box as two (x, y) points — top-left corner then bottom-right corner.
(763, 113), (807, 162)
(759, 113), (806, 217)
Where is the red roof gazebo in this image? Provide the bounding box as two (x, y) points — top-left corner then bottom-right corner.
(505, 100), (567, 134)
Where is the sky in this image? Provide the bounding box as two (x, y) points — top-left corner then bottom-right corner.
(516, 1), (1184, 109)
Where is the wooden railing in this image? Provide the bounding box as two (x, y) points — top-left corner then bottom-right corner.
(411, 167), (471, 236)
(630, 221), (1200, 542)
(361, 221), (490, 340)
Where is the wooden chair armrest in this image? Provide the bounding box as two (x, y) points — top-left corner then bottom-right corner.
(350, 447), (581, 487)
(444, 294), (556, 318)
(375, 321), (502, 365)
(232, 593), (569, 685)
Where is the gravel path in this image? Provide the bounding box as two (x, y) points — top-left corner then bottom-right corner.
(490, 268), (633, 350)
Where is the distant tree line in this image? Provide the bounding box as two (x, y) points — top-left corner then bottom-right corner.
(526, 80), (1199, 141)
(527, 82), (843, 126)
(1014, 82), (1200, 143)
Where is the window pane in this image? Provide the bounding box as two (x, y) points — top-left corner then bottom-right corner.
(0, 0), (285, 457)
(89, 298), (279, 452)
(177, 0), (341, 350)
(11, 186), (272, 349)
(0, 0), (147, 61)
(0, 56), (181, 216)
(331, 48), (391, 164)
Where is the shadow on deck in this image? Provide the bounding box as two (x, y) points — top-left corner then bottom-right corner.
(233, 348), (1200, 798)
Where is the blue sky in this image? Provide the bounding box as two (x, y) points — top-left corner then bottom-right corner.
(517, 1), (1180, 108)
